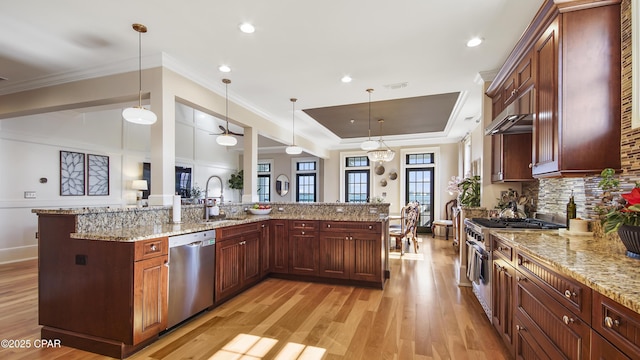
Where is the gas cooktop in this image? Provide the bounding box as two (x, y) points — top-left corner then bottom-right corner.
(470, 217), (566, 230)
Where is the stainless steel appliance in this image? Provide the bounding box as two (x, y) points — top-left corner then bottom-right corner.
(463, 217), (564, 321)
(167, 230), (215, 328)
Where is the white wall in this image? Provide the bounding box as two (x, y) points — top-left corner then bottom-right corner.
(0, 103), (239, 264)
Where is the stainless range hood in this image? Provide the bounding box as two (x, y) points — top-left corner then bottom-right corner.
(484, 90), (534, 136)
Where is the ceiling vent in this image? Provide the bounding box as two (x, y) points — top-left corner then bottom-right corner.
(383, 82), (408, 90)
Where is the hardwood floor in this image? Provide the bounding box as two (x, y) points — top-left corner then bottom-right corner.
(0, 235), (510, 360)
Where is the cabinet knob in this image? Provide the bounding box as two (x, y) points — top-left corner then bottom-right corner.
(498, 246), (503, 251)
(368, 225), (373, 230)
(262, 224), (265, 228)
(301, 231), (305, 235)
(562, 315), (575, 325)
(564, 290), (576, 298)
(150, 244), (157, 251)
(302, 223), (306, 227)
(517, 276), (527, 282)
(327, 224), (331, 228)
(164, 260), (169, 267)
(350, 236), (354, 240)
(346, 236), (349, 240)
(516, 325), (525, 332)
(528, 163), (533, 169)
(604, 316), (620, 328)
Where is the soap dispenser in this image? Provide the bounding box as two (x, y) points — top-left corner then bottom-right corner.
(210, 199), (220, 217)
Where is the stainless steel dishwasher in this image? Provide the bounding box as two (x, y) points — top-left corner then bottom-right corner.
(167, 230), (215, 328)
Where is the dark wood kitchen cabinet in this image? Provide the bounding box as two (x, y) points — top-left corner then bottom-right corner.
(513, 251), (592, 360)
(491, 133), (533, 182)
(592, 292), (640, 359)
(38, 213), (169, 358)
(531, 2), (621, 177)
(215, 222), (261, 304)
(492, 257), (516, 356)
(591, 330), (631, 360)
(259, 221), (270, 277)
(501, 49), (534, 112)
(318, 221), (384, 287)
(288, 220), (319, 276)
(270, 219), (289, 274)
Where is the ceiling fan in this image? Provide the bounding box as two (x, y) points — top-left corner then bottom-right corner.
(210, 125), (244, 136)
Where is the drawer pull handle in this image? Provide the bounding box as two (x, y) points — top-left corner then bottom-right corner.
(150, 244), (157, 251)
(517, 276), (527, 282)
(327, 224), (331, 228)
(564, 290), (576, 298)
(368, 225), (373, 230)
(301, 231), (305, 235)
(563, 315), (574, 325)
(302, 223), (306, 227)
(164, 260), (169, 268)
(516, 325), (525, 332)
(604, 316), (620, 328)
(498, 246), (503, 251)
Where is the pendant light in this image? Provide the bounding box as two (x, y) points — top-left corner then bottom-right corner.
(122, 24), (157, 125)
(216, 78), (238, 146)
(367, 119), (395, 162)
(360, 88), (380, 151)
(286, 98), (303, 155)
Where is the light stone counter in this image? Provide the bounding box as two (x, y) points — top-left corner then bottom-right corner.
(490, 229), (640, 315)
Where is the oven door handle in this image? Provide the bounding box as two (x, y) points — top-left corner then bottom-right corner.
(466, 240), (488, 260)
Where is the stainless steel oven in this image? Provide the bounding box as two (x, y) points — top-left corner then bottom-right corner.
(463, 217), (565, 321)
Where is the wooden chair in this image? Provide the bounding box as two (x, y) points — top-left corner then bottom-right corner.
(431, 199), (457, 240)
(389, 202), (420, 254)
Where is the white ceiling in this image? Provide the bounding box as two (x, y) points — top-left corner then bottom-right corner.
(0, 0), (545, 150)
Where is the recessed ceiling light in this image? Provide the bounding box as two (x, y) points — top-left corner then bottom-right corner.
(239, 23), (255, 34)
(218, 65), (231, 73)
(341, 75), (352, 83)
(467, 37), (483, 47)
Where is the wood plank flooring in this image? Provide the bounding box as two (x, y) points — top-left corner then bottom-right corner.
(0, 235), (510, 360)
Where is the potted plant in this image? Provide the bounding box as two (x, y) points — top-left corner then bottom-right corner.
(228, 170), (244, 197)
(449, 175), (481, 207)
(598, 168), (640, 258)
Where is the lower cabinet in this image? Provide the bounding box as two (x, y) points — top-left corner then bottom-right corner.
(590, 330), (630, 360)
(492, 257), (516, 355)
(318, 221), (384, 286)
(270, 219), (289, 274)
(260, 221), (270, 277)
(288, 220), (319, 276)
(133, 251), (169, 345)
(215, 223), (261, 303)
(592, 292), (640, 359)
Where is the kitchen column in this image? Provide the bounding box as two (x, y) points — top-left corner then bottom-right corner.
(243, 126), (258, 203)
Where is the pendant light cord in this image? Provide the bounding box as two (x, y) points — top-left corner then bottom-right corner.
(291, 98), (297, 145)
(137, 30), (142, 107)
(367, 89), (373, 140)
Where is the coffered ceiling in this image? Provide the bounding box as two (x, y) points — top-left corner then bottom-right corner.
(0, 0), (545, 151)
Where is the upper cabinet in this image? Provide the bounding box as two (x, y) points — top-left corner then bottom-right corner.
(486, 0), (621, 178)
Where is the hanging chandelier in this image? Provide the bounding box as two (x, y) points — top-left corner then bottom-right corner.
(360, 88), (380, 151)
(216, 78), (238, 146)
(367, 119), (395, 162)
(122, 23), (157, 125)
(286, 98), (303, 155)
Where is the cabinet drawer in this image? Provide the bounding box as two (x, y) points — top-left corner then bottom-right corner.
(517, 252), (591, 323)
(217, 222), (260, 239)
(492, 236), (514, 263)
(515, 272), (590, 360)
(134, 237), (168, 261)
(320, 221), (380, 233)
(593, 292), (640, 359)
(289, 220), (318, 231)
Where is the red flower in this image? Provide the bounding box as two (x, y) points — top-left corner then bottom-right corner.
(622, 187), (640, 207)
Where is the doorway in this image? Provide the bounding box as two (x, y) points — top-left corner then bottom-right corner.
(405, 167), (434, 233)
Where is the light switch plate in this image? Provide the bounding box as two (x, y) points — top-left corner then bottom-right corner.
(24, 191), (36, 199)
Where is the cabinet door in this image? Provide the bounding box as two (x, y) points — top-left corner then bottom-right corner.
(260, 222), (270, 277)
(318, 233), (349, 279)
(289, 230), (319, 276)
(350, 232), (382, 282)
(133, 255), (168, 344)
(243, 233), (261, 286)
(532, 16), (560, 176)
(270, 220), (288, 274)
(215, 238), (243, 303)
(492, 258), (516, 356)
(515, 314), (553, 360)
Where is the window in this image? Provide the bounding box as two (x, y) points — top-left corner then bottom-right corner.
(257, 161), (271, 202)
(404, 153), (435, 231)
(295, 160), (317, 202)
(344, 156), (370, 203)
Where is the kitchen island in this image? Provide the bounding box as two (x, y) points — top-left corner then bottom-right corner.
(489, 229), (640, 359)
(33, 202), (390, 358)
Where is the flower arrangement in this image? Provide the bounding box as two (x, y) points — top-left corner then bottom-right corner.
(447, 175), (480, 207)
(597, 168), (640, 234)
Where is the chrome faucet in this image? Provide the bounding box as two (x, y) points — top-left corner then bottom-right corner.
(204, 175), (224, 220)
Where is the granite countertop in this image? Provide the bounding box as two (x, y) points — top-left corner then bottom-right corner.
(70, 214), (387, 242)
(490, 229), (640, 315)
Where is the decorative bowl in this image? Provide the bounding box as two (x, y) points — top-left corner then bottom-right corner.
(248, 208), (272, 215)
